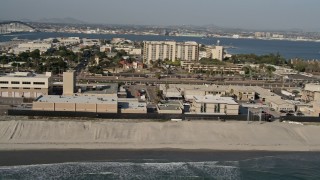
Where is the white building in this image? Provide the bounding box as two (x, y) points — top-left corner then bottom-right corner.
(143, 41), (199, 64)
(57, 37), (81, 46)
(82, 38), (101, 47)
(13, 41), (52, 55)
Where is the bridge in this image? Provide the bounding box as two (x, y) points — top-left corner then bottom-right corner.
(0, 21), (37, 34)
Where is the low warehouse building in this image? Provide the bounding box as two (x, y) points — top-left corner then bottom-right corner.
(33, 95), (118, 113)
(118, 98), (147, 114)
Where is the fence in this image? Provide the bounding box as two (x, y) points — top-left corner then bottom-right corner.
(7, 109), (320, 122)
(8, 109), (249, 121)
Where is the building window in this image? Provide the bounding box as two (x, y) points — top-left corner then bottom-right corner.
(34, 88), (41, 90)
(1, 87), (8, 89)
(0, 81), (8, 84)
(33, 82), (45, 85)
(12, 87), (19, 89)
(23, 87), (30, 89)
(22, 82), (31, 84)
(11, 81), (20, 84)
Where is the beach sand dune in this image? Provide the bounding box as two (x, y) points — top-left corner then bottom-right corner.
(1, 119), (320, 151)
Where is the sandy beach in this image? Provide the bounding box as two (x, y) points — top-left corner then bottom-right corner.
(1, 118), (320, 151)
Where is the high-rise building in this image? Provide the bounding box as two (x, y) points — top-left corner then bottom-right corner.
(206, 46), (224, 61)
(143, 41), (199, 65)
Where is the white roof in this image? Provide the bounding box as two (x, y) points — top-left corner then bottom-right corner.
(165, 91), (182, 98)
(118, 98), (146, 110)
(36, 95), (117, 104)
(193, 95), (238, 105)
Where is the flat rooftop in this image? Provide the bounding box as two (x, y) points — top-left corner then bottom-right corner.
(118, 98), (146, 110)
(36, 95), (117, 104)
(193, 95), (238, 105)
(0, 72), (51, 78)
(158, 104), (181, 111)
(157, 101), (182, 111)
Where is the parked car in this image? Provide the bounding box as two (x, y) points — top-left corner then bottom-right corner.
(288, 110), (295, 114)
(286, 113), (294, 116)
(296, 111), (304, 116)
(280, 110), (287, 113)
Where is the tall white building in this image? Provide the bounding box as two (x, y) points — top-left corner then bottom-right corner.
(206, 46), (224, 61)
(143, 41), (199, 65)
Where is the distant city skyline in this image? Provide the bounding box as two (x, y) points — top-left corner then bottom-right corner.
(1, 0), (320, 31)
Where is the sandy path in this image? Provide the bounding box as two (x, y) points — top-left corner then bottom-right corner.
(0, 119), (320, 151)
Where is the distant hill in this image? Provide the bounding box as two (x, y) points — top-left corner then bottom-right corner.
(37, 17), (87, 24)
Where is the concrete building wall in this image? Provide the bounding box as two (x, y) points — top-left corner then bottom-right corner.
(76, 103), (96, 112)
(33, 102), (54, 111)
(63, 71), (76, 95)
(54, 103), (76, 112)
(120, 108), (147, 114)
(97, 104), (117, 113)
(226, 104), (239, 115)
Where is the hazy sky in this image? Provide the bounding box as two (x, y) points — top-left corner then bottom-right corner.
(1, 0), (320, 31)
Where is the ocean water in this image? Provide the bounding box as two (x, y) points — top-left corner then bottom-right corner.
(1, 32), (320, 60)
(1, 153), (320, 179)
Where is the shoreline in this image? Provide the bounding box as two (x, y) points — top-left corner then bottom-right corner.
(1, 149), (320, 166)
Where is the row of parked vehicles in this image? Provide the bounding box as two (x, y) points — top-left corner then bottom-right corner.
(279, 110), (304, 116)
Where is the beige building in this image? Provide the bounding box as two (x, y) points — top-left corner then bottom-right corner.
(268, 96), (295, 112)
(190, 95), (239, 115)
(33, 95), (118, 113)
(63, 71), (76, 95)
(143, 41), (199, 64)
(206, 46), (224, 61)
(0, 72), (52, 98)
(229, 86), (255, 101)
(311, 101), (320, 117)
(302, 83), (320, 102)
(181, 61), (244, 73)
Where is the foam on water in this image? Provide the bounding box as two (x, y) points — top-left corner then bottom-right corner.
(0, 161), (240, 179)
